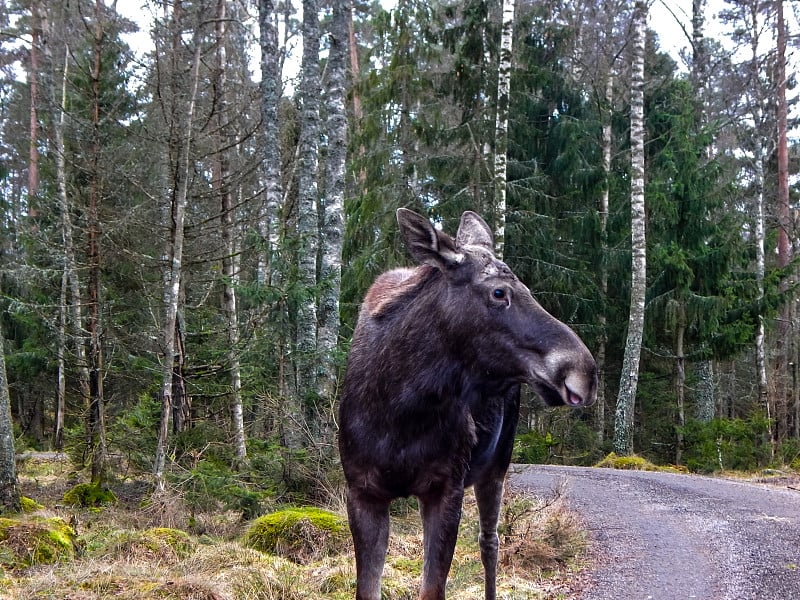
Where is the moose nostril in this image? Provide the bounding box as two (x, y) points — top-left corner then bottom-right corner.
(566, 389), (583, 407)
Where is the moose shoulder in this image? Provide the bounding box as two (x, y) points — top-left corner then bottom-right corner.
(338, 209), (597, 600)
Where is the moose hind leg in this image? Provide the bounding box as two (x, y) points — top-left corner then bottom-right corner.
(347, 490), (390, 600)
(418, 485), (465, 600)
(474, 477), (505, 600)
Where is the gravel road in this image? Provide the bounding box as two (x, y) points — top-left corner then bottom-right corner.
(512, 465), (800, 600)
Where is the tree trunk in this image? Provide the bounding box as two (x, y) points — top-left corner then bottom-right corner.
(0, 322), (21, 514)
(52, 41), (90, 450)
(745, 5), (774, 458)
(492, 0), (514, 259)
(214, 0), (247, 466)
(596, 65), (613, 445)
(675, 304), (686, 464)
(154, 10), (203, 491)
(316, 0), (349, 450)
(695, 359), (715, 422)
(775, 0), (791, 444)
(294, 0), (321, 442)
(614, 0), (647, 457)
(258, 0), (283, 286)
(86, 0), (107, 485)
(28, 0), (44, 205)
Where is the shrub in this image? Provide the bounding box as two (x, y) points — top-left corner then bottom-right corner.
(63, 483), (117, 508)
(243, 507), (350, 564)
(680, 417), (772, 472)
(514, 431), (559, 464)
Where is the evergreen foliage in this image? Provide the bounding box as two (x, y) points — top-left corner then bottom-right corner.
(0, 0), (798, 516)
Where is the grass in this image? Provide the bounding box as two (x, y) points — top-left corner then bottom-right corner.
(3, 456), (589, 600)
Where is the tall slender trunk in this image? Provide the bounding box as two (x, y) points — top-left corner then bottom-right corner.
(154, 14), (203, 491)
(294, 0), (320, 442)
(775, 0), (791, 443)
(614, 0), (647, 456)
(214, 0), (247, 465)
(746, 5), (774, 458)
(675, 305), (686, 464)
(0, 319), (21, 513)
(87, 0), (107, 485)
(596, 66), (613, 445)
(28, 1), (43, 205)
(316, 0), (349, 451)
(258, 0), (283, 286)
(492, 0), (514, 259)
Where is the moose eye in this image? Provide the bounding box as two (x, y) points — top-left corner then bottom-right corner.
(493, 289), (505, 299)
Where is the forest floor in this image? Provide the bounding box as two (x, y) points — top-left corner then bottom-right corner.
(2, 454), (589, 599)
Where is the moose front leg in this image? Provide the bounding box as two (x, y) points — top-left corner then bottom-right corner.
(347, 489), (391, 600)
(474, 476), (505, 600)
(418, 485), (465, 600)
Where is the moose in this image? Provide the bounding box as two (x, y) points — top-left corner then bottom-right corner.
(338, 209), (597, 600)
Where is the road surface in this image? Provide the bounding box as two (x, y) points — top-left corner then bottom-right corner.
(512, 465), (800, 600)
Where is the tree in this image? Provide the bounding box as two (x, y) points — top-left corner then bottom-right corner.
(153, 3), (204, 491)
(614, 0), (647, 456)
(212, 0), (247, 466)
(0, 317), (21, 513)
(492, 0), (514, 258)
(316, 0), (349, 449)
(295, 0), (321, 438)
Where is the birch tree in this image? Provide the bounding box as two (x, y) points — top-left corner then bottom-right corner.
(295, 0), (320, 434)
(212, 0), (247, 466)
(614, 0), (647, 456)
(316, 0), (349, 447)
(154, 6), (203, 491)
(258, 0), (284, 285)
(492, 0), (514, 258)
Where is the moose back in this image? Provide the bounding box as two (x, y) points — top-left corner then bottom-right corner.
(338, 209), (597, 600)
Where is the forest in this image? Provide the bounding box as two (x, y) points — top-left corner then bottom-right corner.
(0, 0), (799, 520)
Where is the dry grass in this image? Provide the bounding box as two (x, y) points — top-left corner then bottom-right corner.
(7, 460), (588, 600)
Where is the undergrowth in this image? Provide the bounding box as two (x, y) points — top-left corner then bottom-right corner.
(4, 456), (588, 600)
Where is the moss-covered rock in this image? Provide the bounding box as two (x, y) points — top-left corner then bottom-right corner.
(63, 482), (117, 508)
(243, 507), (350, 564)
(594, 452), (661, 471)
(88, 526), (195, 564)
(19, 496), (44, 513)
(0, 515), (77, 569)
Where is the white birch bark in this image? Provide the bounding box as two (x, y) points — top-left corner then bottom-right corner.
(154, 19), (203, 491)
(316, 0), (348, 446)
(258, 0), (283, 286)
(492, 0), (514, 259)
(614, 0), (647, 456)
(294, 0), (320, 441)
(213, 0), (247, 466)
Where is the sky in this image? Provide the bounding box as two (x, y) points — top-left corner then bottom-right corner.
(117, 0), (789, 80)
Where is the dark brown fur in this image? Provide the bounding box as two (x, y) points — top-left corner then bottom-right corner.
(339, 210), (597, 600)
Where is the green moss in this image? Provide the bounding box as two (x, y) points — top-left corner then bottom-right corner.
(62, 482), (117, 507)
(243, 507), (349, 564)
(88, 526), (195, 563)
(594, 452), (661, 471)
(389, 556), (423, 576)
(0, 515), (77, 569)
(19, 496), (44, 513)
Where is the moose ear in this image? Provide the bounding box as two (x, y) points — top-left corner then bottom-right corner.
(396, 208), (464, 269)
(456, 211), (494, 252)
